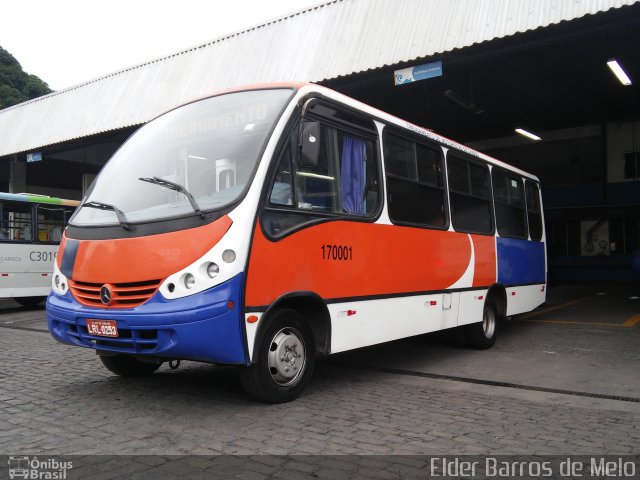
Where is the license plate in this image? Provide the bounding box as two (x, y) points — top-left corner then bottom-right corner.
(86, 319), (118, 337)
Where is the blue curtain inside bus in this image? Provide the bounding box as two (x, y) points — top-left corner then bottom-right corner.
(340, 136), (366, 214)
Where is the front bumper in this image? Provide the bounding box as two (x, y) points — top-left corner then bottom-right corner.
(46, 273), (248, 365)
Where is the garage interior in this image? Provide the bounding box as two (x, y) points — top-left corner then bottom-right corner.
(1, 1), (639, 283)
(325, 4), (640, 283)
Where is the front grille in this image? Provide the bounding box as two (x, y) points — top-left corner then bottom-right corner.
(69, 279), (162, 308)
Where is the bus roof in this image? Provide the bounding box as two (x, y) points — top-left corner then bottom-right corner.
(0, 192), (80, 206)
(298, 84), (542, 183)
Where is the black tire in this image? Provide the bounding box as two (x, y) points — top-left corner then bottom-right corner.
(239, 308), (315, 403)
(15, 296), (46, 308)
(99, 355), (161, 377)
(464, 300), (498, 349)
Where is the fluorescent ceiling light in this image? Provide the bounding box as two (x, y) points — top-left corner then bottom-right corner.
(296, 171), (334, 181)
(515, 128), (542, 141)
(607, 60), (632, 86)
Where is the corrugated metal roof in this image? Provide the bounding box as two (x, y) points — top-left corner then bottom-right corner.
(0, 0), (637, 157)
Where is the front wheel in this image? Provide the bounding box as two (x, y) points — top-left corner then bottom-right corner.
(239, 309), (315, 403)
(99, 354), (161, 377)
(464, 300), (498, 349)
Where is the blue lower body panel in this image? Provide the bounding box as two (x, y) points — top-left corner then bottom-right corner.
(497, 237), (546, 285)
(47, 274), (248, 365)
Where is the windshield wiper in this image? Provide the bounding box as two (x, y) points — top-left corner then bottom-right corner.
(81, 201), (135, 231)
(138, 176), (205, 219)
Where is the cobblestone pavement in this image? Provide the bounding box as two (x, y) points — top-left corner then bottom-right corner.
(1, 292), (639, 479)
(1, 325), (638, 458)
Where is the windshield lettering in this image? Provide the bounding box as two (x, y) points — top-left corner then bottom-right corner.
(165, 104), (268, 141)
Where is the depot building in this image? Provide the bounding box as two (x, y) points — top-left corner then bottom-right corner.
(0, 0), (638, 282)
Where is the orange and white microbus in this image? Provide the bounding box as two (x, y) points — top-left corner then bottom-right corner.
(47, 83), (546, 402)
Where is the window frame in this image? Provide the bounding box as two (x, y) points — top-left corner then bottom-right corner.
(382, 128), (450, 231)
(445, 152), (495, 236)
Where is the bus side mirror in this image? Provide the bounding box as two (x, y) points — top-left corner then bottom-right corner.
(299, 121), (321, 168)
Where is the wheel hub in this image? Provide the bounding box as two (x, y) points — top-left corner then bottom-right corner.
(267, 328), (306, 386)
(483, 306), (496, 338)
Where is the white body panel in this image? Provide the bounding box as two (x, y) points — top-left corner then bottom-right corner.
(506, 284), (546, 316)
(457, 289), (490, 327)
(0, 244), (57, 298)
(329, 293), (463, 354)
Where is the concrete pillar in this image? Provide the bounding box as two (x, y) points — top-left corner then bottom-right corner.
(9, 159), (26, 193)
(82, 174), (97, 196)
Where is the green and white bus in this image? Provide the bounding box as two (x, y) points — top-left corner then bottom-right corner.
(0, 193), (79, 306)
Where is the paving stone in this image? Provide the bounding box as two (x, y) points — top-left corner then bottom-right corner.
(0, 317), (638, 479)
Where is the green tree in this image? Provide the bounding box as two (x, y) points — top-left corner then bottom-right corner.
(0, 46), (51, 109)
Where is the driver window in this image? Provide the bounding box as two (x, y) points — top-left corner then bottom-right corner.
(269, 124), (379, 216)
(269, 147), (294, 206)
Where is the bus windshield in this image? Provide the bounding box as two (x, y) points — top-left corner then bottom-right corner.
(71, 88), (292, 226)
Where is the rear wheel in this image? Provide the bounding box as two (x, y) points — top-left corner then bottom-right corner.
(465, 300), (498, 349)
(99, 355), (161, 377)
(239, 309), (315, 403)
(15, 296), (46, 308)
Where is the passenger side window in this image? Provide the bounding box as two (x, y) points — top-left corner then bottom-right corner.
(492, 169), (527, 239)
(268, 124), (379, 216)
(0, 201), (33, 242)
(37, 205), (75, 243)
(525, 181), (543, 241)
(447, 155), (493, 234)
(384, 132), (446, 228)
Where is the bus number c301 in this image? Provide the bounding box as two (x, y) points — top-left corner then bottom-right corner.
(30, 251), (57, 262)
(321, 244), (353, 261)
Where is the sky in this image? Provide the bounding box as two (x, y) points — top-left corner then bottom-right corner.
(2, 0), (325, 91)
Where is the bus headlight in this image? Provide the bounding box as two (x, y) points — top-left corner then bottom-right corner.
(222, 249), (236, 263)
(184, 273), (196, 289)
(52, 267), (68, 296)
(206, 262), (220, 278)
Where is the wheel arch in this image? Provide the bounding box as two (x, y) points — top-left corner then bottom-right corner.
(251, 291), (331, 362)
(486, 283), (507, 318)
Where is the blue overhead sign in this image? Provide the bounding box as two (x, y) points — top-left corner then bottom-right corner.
(26, 152), (43, 163)
(394, 61), (442, 85)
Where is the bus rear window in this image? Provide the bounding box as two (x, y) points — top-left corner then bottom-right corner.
(526, 181), (543, 241)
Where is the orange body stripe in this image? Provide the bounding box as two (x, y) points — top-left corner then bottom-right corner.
(471, 234), (497, 287)
(67, 216), (232, 284)
(245, 221), (478, 307)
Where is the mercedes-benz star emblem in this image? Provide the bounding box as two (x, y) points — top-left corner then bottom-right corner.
(100, 285), (112, 305)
